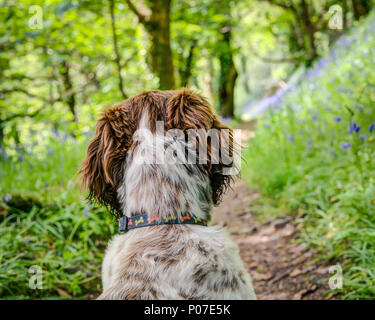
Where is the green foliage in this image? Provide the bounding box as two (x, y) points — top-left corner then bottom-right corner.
(0, 136), (115, 299)
(242, 12), (375, 299)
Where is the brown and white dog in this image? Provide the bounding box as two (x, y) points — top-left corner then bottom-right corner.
(80, 89), (256, 299)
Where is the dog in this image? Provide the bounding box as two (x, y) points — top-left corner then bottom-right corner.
(80, 89), (256, 299)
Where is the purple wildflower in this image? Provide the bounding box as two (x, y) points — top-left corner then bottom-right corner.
(287, 135), (294, 142)
(349, 121), (360, 134)
(354, 105), (364, 112)
(359, 135), (366, 142)
(369, 122), (374, 133)
(84, 207), (90, 218)
(24, 238), (30, 243)
(334, 116), (342, 122)
(61, 133), (68, 142)
(341, 142), (351, 150)
(57, 251), (62, 256)
(4, 194), (12, 202)
(219, 116), (233, 124)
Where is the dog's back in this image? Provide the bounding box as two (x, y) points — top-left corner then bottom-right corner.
(99, 225), (255, 299)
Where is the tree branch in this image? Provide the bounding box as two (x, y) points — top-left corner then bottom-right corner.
(0, 87), (56, 104)
(1, 105), (45, 123)
(249, 45), (301, 63)
(109, 0), (128, 99)
(125, 0), (148, 24)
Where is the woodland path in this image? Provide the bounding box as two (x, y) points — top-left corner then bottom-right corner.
(211, 121), (335, 300)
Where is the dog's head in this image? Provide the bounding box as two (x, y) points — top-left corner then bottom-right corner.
(80, 89), (239, 218)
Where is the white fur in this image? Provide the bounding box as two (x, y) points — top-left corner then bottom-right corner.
(100, 110), (256, 300)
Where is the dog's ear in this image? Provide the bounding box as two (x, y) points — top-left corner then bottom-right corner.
(80, 105), (130, 217)
(209, 118), (237, 205)
(167, 89), (238, 205)
(166, 89), (215, 131)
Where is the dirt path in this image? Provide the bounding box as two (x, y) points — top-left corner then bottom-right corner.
(212, 180), (334, 300)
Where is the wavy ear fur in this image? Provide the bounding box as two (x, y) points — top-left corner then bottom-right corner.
(80, 105), (130, 217)
(167, 89), (237, 205)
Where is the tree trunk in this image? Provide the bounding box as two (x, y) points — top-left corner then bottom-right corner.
(240, 55), (251, 95)
(109, 0), (127, 99)
(180, 39), (196, 87)
(60, 60), (78, 123)
(146, 0), (175, 89)
(0, 122), (4, 152)
(300, 0), (317, 66)
(218, 27), (237, 118)
(351, 0), (372, 20)
(126, 0), (175, 90)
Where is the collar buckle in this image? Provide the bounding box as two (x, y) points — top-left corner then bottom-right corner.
(119, 216), (128, 232)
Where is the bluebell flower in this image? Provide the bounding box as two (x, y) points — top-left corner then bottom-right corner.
(19, 154), (24, 163)
(47, 148), (55, 156)
(341, 142), (351, 150)
(312, 116), (318, 122)
(4, 194), (12, 202)
(349, 121), (360, 134)
(83, 131), (94, 138)
(219, 116), (233, 123)
(57, 251), (62, 256)
(369, 122), (374, 133)
(355, 105), (364, 112)
(359, 135), (366, 142)
(334, 116), (341, 122)
(84, 207), (90, 218)
(287, 135), (294, 142)
(24, 238), (29, 243)
(61, 134), (68, 142)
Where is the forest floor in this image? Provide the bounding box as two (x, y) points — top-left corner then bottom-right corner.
(212, 121), (335, 300)
(212, 181), (335, 299)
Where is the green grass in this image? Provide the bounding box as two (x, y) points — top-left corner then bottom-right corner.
(0, 136), (115, 299)
(242, 12), (375, 299)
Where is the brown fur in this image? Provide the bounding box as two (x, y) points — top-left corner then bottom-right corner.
(80, 89), (234, 217)
(80, 89), (255, 300)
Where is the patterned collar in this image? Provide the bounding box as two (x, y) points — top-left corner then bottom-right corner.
(119, 212), (208, 232)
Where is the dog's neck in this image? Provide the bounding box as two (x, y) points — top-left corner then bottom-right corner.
(117, 113), (213, 221)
